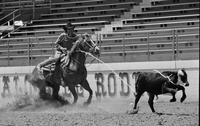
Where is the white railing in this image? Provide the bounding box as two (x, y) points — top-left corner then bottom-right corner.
(0, 28), (199, 66)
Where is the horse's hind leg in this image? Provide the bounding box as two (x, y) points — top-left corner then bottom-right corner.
(39, 87), (47, 99)
(80, 80), (93, 105)
(39, 85), (52, 100)
(68, 85), (78, 104)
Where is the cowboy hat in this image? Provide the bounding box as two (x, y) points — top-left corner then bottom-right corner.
(63, 22), (75, 31)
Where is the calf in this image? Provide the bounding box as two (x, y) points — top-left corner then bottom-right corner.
(130, 69), (189, 115)
(162, 69), (189, 102)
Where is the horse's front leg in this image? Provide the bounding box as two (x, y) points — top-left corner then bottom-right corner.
(52, 84), (69, 105)
(39, 86), (52, 100)
(80, 80), (93, 105)
(68, 85), (78, 104)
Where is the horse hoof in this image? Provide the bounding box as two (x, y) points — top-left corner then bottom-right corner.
(170, 98), (176, 102)
(180, 96), (186, 103)
(72, 101), (77, 105)
(83, 101), (91, 106)
(127, 108), (139, 114)
(60, 100), (69, 105)
(56, 96), (69, 105)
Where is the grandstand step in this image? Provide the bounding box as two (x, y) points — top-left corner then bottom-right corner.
(23, 20), (107, 29)
(99, 41), (199, 53)
(10, 26), (102, 38)
(122, 14), (199, 25)
(144, 2), (199, 13)
(41, 8), (128, 19)
(1, 34), (198, 48)
(0, 55), (51, 66)
(50, 0), (138, 9)
(102, 27), (199, 39)
(151, 0), (199, 6)
(50, 1), (138, 13)
(32, 14), (117, 25)
(0, 0), (49, 10)
(131, 8), (199, 19)
(113, 20), (199, 32)
(100, 34), (199, 46)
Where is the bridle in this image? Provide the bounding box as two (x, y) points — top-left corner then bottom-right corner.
(68, 36), (99, 66)
(82, 37), (98, 53)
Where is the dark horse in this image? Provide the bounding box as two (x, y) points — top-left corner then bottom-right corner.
(129, 69), (189, 115)
(27, 33), (100, 105)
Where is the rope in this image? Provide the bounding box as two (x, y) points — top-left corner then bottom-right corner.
(80, 50), (135, 93)
(153, 70), (175, 85)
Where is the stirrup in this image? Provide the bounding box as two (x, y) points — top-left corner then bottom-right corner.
(38, 70), (45, 80)
(36, 65), (45, 79)
(36, 64), (41, 70)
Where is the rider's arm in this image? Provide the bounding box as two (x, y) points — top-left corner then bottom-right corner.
(55, 33), (66, 52)
(69, 36), (82, 55)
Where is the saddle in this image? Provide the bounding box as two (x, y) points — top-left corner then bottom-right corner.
(39, 55), (78, 80)
(42, 63), (56, 72)
(60, 55), (78, 72)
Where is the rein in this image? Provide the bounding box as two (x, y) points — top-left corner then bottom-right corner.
(68, 35), (98, 65)
(74, 50), (96, 66)
(68, 50), (86, 65)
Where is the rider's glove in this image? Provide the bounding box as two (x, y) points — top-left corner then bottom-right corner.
(68, 50), (72, 56)
(61, 48), (68, 53)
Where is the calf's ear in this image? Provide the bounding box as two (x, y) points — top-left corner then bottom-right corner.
(178, 69), (184, 76)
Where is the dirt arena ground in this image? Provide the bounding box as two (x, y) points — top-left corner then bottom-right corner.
(0, 95), (198, 126)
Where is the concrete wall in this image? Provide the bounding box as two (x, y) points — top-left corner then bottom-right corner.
(0, 60), (199, 101)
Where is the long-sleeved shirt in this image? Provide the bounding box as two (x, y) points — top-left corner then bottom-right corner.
(55, 33), (79, 52)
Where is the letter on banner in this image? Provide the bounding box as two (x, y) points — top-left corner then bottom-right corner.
(119, 72), (130, 96)
(108, 73), (117, 97)
(95, 73), (107, 97)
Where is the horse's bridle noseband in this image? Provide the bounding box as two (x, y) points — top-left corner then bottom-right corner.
(82, 37), (98, 53)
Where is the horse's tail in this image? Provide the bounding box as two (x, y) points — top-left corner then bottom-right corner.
(134, 72), (142, 96)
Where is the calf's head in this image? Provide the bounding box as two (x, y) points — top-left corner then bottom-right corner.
(177, 68), (189, 87)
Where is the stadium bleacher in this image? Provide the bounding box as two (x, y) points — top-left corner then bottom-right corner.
(0, 0), (199, 66)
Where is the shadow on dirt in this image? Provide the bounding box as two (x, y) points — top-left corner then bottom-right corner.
(156, 112), (191, 116)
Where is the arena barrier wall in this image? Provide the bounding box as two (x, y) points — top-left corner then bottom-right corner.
(0, 60), (199, 102)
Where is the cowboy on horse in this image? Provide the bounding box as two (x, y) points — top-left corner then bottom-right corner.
(37, 22), (81, 71)
(28, 22), (100, 105)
